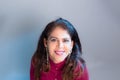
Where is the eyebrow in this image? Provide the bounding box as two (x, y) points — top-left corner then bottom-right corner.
(48, 36), (57, 39)
(48, 36), (71, 40)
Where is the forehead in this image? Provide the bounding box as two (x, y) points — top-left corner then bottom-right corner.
(49, 26), (71, 39)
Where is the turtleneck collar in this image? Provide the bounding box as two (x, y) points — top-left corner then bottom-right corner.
(49, 58), (66, 71)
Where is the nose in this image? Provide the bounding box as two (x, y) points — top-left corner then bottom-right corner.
(58, 41), (64, 48)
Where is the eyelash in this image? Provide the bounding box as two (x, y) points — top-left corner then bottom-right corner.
(63, 39), (69, 42)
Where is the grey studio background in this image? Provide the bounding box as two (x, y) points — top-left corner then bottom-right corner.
(0, 0), (120, 80)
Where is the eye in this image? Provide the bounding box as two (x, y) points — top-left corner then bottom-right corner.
(49, 38), (57, 42)
(63, 39), (70, 43)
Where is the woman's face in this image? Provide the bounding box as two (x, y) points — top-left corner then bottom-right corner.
(44, 26), (74, 63)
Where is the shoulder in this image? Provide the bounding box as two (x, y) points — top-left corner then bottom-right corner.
(74, 61), (89, 80)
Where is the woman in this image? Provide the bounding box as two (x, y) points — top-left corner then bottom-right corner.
(30, 18), (89, 80)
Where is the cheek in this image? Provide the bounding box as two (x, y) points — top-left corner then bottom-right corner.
(47, 44), (55, 53)
(65, 45), (72, 53)
(66, 42), (73, 52)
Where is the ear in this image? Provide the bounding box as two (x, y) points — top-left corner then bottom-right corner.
(44, 38), (47, 47)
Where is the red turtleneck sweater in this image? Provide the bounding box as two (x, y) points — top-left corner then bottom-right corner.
(30, 59), (89, 80)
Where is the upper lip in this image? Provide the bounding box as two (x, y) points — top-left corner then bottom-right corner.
(55, 50), (64, 52)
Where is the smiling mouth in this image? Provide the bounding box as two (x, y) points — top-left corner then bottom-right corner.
(55, 51), (64, 55)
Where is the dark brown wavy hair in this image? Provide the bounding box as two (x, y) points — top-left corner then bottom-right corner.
(31, 18), (85, 80)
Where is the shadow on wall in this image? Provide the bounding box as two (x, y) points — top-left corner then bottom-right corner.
(0, 30), (40, 80)
(0, 13), (46, 80)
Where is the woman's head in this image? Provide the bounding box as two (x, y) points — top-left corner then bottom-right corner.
(40, 18), (82, 63)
